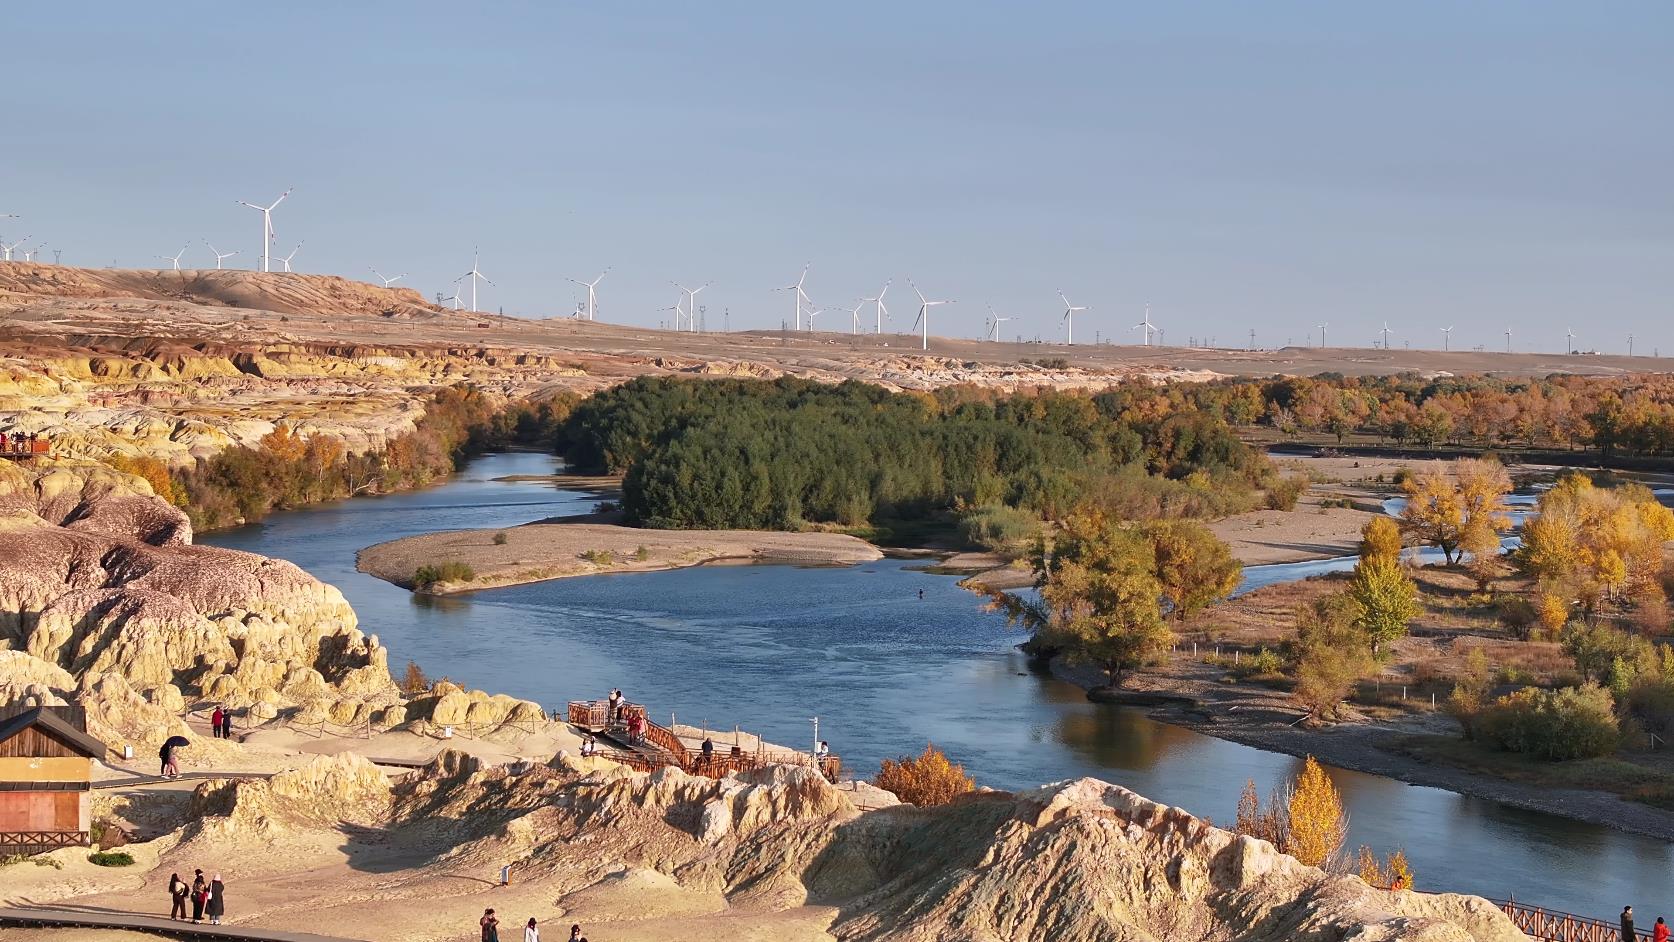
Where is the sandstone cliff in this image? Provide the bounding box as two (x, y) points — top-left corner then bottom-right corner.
(0, 459), (397, 743)
(173, 748), (1523, 941)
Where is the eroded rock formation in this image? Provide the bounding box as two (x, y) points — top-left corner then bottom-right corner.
(0, 460), (397, 740)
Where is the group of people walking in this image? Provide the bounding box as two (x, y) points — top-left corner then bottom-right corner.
(209, 705), (234, 739)
(480, 909), (587, 942)
(166, 870), (226, 925)
(1623, 906), (1670, 941)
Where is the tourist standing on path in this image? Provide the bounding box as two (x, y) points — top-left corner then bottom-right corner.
(206, 873), (225, 925)
(167, 872), (187, 920)
(480, 908), (500, 942)
(524, 917), (540, 942)
(568, 925), (587, 942)
(219, 709), (232, 739)
(190, 870), (206, 923)
(210, 707), (224, 738)
(1653, 916), (1668, 942)
(607, 689), (622, 726)
(1624, 907), (1636, 942)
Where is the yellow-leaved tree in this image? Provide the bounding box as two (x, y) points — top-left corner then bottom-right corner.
(1233, 757), (1353, 872)
(1145, 519), (1242, 622)
(1399, 458), (1511, 564)
(1359, 516), (1403, 565)
(1286, 756), (1348, 869)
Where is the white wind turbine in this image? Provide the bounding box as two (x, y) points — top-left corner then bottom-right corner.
(1316, 322), (1329, 348)
(673, 281), (709, 333)
(237, 188), (291, 273)
(1380, 322), (1393, 349)
(986, 305), (1012, 342)
(204, 242), (238, 270)
(370, 268), (406, 288)
(157, 243), (189, 271)
(847, 300), (866, 335)
(807, 307), (823, 331)
(1504, 328), (1513, 353)
(864, 280), (891, 334)
(441, 280), (464, 310)
(1, 235), (32, 261)
(458, 249), (494, 312)
(22, 244), (40, 262)
(1566, 327), (1575, 354)
(1059, 291), (1088, 345)
(659, 299), (685, 331)
(1440, 325), (1454, 351)
(908, 280), (950, 351)
(567, 270), (609, 321)
(779, 264), (812, 330)
(1132, 304), (1158, 346)
(275, 243), (303, 272)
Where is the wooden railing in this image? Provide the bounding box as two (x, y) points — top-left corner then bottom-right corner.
(1493, 899), (1650, 941)
(0, 441), (49, 458)
(567, 699), (841, 782)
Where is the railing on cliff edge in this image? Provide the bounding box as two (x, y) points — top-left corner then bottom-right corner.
(1492, 899), (1651, 942)
(567, 698), (842, 782)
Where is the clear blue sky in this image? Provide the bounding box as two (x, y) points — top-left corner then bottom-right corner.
(4, 2), (1669, 354)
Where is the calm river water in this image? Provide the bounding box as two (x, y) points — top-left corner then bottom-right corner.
(201, 451), (1674, 916)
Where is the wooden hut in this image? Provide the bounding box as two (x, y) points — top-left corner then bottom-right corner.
(0, 705), (107, 853)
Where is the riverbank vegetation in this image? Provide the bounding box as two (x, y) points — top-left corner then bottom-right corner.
(989, 513), (1242, 686)
(128, 386), (575, 532)
(1179, 372), (1674, 458)
(1236, 756), (1413, 886)
(557, 377), (1291, 537)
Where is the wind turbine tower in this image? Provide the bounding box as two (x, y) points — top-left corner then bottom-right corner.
(987, 306), (1012, 342)
(1132, 304), (1158, 347)
(863, 281), (891, 334)
(1566, 327), (1575, 354)
(371, 268), (406, 288)
(275, 244), (302, 272)
(1504, 328), (1513, 353)
(779, 264), (811, 330)
(158, 243), (189, 271)
(1380, 322), (1393, 349)
(1316, 322), (1328, 348)
(567, 270), (609, 321)
(237, 188), (291, 272)
(1059, 291), (1088, 346)
(908, 280), (950, 351)
(847, 300), (866, 335)
(673, 282), (709, 333)
(458, 249), (494, 312)
(1, 235), (32, 262)
(1440, 326), (1454, 351)
(205, 242), (238, 270)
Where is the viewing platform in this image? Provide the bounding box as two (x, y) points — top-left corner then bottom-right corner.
(567, 698), (842, 782)
(0, 436), (51, 460)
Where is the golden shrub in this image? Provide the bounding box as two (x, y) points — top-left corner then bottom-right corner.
(872, 743), (975, 807)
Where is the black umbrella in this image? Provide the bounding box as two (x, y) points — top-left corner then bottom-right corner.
(160, 734), (190, 757)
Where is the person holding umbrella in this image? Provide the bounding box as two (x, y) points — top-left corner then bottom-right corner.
(160, 734), (189, 779)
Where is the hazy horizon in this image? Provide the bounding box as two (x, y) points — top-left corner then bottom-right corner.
(3, 3), (1669, 354)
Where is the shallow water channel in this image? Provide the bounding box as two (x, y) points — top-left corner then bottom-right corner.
(201, 451), (1674, 916)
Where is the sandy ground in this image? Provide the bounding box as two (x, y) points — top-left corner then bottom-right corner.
(357, 520), (883, 594)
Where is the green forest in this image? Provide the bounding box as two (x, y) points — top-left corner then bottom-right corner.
(558, 376), (1288, 533)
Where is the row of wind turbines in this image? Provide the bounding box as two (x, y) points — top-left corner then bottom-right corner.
(3, 204), (1649, 356)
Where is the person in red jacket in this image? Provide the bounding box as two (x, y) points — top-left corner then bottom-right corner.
(1652, 915), (1668, 942)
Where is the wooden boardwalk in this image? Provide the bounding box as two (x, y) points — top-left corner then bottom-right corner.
(1493, 899), (1649, 941)
(0, 906), (364, 942)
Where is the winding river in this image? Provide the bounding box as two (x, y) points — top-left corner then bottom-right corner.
(201, 451), (1674, 917)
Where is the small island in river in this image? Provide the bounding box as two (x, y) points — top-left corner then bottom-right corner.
(357, 517), (883, 593)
